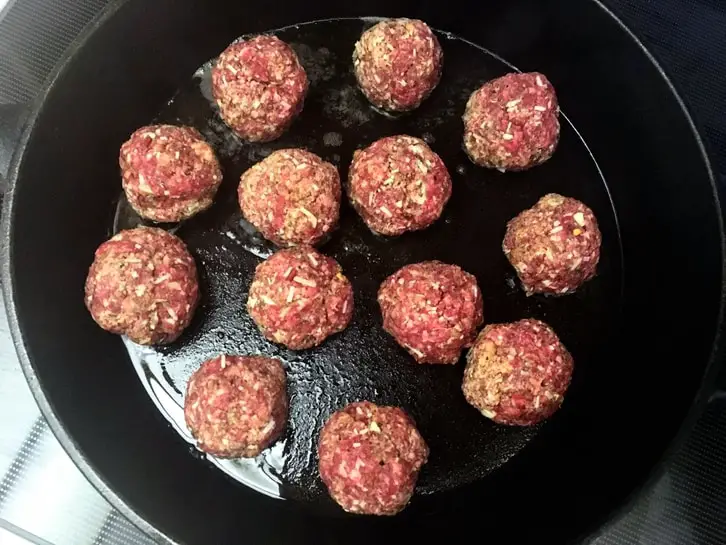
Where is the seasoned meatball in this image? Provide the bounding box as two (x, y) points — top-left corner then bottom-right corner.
(353, 18), (443, 112)
(239, 149), (341, 247)
(503, 193), (601, 295)
(463, 72), (560, 171)
(120, 125), (222, 222)
(378, 261), (483, 364)
(318, 401), (429, 515)
(84, 227), (199, 345)
(247, 247), (353, 350)
(348, 135), (451, 236)
(184, 355), (287, 458)
(212, 35), (308, 142)
(462, 319), (573, 426)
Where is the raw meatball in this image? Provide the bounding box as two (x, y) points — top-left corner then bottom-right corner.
(212, 35), (308, 142)
(463, 72), (560, 171)
(84, 227), (199, 345)
(353, 18), (443, 112)
(120, 125), (222, 222)
(184, 355), (287, 458)
(318, 401), (429, 515)
(503, 193), (601, 295)
(378, 261), (483, 364)
(239, 149), (341, 247)
(462, 319), (573, 426)
(348, 135), (451, 236)
(247, 246), (353, 350)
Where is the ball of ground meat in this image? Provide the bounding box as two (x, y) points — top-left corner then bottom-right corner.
(353, 19), (443, 112)
(184, 355), (287, 458)
(212, 35), (308, 142)
(348, 135), (451, 236)
(463, 72), (560, 171)
(84, 227), (199, 345)
(378, 261), (483, 364)
(462, 319), (573, 426)
(503, 193), (602, 295)
(318, 401), (429, 515)
(247, 246), (353, 350)
(120, 125), (222, 222)
(239, 149), (341, 247)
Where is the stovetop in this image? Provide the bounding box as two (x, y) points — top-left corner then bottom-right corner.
(0, 1), (725, 544)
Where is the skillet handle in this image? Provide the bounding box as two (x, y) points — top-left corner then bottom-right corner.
(0, 103), (29, 193)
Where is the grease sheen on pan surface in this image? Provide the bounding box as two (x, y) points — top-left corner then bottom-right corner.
(114, 18), (622, 507)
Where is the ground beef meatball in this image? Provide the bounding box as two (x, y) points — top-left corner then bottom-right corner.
(84, 227), (199, 345)
(120, 125), (222, 222)
(462, 319), (573, 426)
(318, 401), (429, 515)
(463, 72), (560, 171)
(503, 193), (601, 295)
(184, 355), (287, 458)
(353, 18), (443, 112)
(239, 149), (341, 247)
(247, 246), (353, 350)
(348, 135), (451, 236)
(378, 261), (483, 364)
(212, 35), (308, 142)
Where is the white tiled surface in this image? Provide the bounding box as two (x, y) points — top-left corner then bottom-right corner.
(0, 312), (36, 479)
(0, 524), (38, 545)
(0, 301), (156, 544)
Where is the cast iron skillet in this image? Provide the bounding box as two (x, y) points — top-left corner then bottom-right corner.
(1, 0), (724, 544)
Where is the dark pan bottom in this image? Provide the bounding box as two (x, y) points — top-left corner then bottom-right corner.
(114, 17), (623, 508)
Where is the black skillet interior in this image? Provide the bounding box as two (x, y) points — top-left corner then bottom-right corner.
(115, 17), (623, 507)
(4, 0), (722, 544)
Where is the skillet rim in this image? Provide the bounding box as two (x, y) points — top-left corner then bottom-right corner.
(0, 0), (723, 543)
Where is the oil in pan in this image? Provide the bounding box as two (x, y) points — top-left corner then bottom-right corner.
(115, 17), (622, 508)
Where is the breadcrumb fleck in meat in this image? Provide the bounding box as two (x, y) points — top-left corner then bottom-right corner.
(353, 19), (443, 112)
(247, 247), (353, 350)
(503, 193), (601, 295)
(348, 136), (451, 236)
(463, 72), (560, 171)
(212, 35), (308, 142)
(239, 149), (341, 247)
